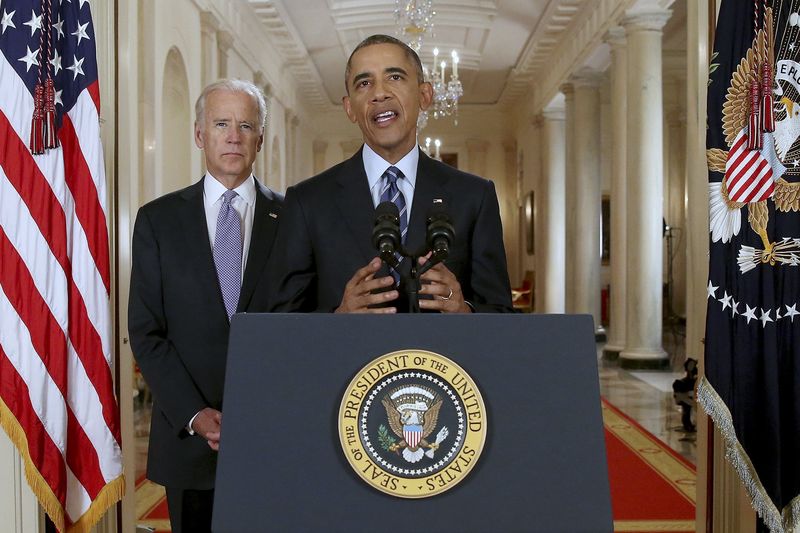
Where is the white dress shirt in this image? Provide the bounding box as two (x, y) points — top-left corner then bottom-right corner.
(363, 143), (419, 219)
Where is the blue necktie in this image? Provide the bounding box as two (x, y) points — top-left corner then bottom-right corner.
(379, 166), (408, 284)
(213, 190), (242, 320)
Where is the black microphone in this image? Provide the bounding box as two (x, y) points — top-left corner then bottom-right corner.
(372, 201), (401, 260)
(426, 204), (455, 259)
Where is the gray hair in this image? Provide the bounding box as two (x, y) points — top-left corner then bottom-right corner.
(195, 79), (267, 129)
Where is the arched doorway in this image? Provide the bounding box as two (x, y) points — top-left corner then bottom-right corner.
(160, 47), (191, 194)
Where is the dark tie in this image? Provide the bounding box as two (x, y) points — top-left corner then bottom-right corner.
(213, 190), (242, 320)
(379, 166), (408, 285)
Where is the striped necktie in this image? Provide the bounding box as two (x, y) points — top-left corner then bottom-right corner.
(213, 190), (243, 320)
(379, 166), (408, 285)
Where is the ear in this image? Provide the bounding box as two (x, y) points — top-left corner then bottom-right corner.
(419, 81), (433, 111)
(194, 122), (204, 149)
(342, 95), (358, 124)
(257, 130), (264, 152)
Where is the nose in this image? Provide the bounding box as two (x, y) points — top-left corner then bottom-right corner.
(371, 79), (390, 102)
(226, 125), (242, 143)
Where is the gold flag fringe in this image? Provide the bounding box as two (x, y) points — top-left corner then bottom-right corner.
(0, 397), (125, 533)
(698, 377), (800, 533)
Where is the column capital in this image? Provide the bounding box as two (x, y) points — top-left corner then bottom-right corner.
(341, 139), (363, 155)
(200, 11), (220, 34)
(559, 82), (574, 99)
(604, 26), (626, 49)
(466, 138), (489, 153)
(542, 106), (565, 121)
(622, 5), (672, 33)
(312, 140), (328, 153)
(570, 68), (603, 89)
(502, 139), (517, 153)
(217, 30), (235, 53)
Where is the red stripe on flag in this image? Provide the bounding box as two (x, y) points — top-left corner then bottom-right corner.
(727, 150), (759, 190)
(0, 229), (107, 499)
(0, 111), (70, 282)
(87, 81), (101, 114)
(0, 344), (68, 507)
(732, 159), (770, 200)
(59, 114), (110, 294)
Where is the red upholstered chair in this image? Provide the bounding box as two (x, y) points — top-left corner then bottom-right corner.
(511, 270), (534, 312)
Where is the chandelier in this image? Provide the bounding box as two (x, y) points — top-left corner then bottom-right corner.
(394, 1), (463, 129)
(423, 137), (442, 160)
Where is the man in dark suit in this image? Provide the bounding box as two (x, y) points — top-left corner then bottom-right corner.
(268, 35), (513, 313)
(128, 79), (282, 532)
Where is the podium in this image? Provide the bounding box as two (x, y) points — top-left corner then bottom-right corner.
(213, 314), (612, 533)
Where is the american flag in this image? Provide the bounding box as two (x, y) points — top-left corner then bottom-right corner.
(0, 0), (124, 531)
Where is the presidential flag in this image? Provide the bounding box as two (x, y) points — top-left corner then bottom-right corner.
(0, 0), (124, 531)
(701, 1), (800, 531)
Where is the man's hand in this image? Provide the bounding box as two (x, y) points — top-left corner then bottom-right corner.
(191, 407), (222, 451)
(335, 257), (399, 313)
(418, 255), (471, 313)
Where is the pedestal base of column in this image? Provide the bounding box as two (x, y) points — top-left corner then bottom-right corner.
(602, 343), (624, 361)
(619, 348), (669, 370)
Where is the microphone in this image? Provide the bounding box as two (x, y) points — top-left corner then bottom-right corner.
(426, 204), (455, 259)
(372, 201), (402, 261)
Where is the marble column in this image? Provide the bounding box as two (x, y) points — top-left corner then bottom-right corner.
(560, 82), (576, 312)
(200, 11), (220, 87)
(217, 30), (234, 79)
(603, 27), (628, 359)
(570, 70), (603, 331)
(619, 6), (671, 369)
(313, 140), (328, 175)
(502, 139), (520, 285)
(665, 105), (687, 318)
(538, 109), (566, 313)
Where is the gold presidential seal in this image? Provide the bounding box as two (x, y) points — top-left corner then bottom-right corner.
(338, 349), (487, 498)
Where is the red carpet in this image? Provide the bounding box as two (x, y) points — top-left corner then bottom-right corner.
(136, 400), (696, 532)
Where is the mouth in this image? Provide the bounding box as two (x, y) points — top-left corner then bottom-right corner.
(372, 110), (398, 125)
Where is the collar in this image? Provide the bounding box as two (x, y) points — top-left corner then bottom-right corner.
(363, 143), (419, 189)
(204, 173), (257, 205)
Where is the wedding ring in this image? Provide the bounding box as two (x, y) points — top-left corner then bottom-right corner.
(442, 287), (453, 301)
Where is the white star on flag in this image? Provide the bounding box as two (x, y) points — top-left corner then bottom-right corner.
(759, 308), (774, 327)
(23, 9), (41, 36)
(53, 15), (64, 38)
(49, 49), (62, 75)
(71, 20), (90, 45)
(720, 291), (732, 310)
(731, 299), (740, 317)
(775, 307), (783, 320)
(66, 55), (85, 80)
(1, 9), (15, 34)
(707, 280), (719, 299)
(743, 304), (758, 324)
(54, 89), (63, 107)
(18, 45), (39, 72)
(785, 304), (800, 322)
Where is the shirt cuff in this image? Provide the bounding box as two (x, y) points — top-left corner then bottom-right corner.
(186, 411), (201, 435)
(464, 300), (475, 312)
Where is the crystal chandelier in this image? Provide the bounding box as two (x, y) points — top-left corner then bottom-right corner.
(394, 0), (435, 53)
(394, 1), (462, 128)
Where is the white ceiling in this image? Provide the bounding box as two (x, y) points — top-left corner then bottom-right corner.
(245, 0), (587, 109)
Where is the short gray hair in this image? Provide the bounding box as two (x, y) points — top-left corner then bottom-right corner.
(195, 79), (267, 129)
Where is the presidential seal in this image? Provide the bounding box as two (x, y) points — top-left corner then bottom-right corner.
(338, 349), (487, 498)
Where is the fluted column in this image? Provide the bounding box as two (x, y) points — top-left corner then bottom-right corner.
(217, 30), (234, 79)
(313, 140), (328, 174)
(620, 6), (672, 369)
(538, 109), (566, 313)
(560, 82), (576, 312)
(200, 11), (220, 86)
(502, 139), (520, 285)
(603, 27), (628, 359)
(570, 70), (603, 330)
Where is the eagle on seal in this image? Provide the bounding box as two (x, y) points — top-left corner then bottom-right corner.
(382, 385), (449, 463)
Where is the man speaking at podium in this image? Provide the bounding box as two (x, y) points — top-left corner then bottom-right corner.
(268, 35), (514, 314)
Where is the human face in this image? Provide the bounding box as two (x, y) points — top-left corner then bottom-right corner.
(343, 43), (433, 164)
(194, 90), (263, 188)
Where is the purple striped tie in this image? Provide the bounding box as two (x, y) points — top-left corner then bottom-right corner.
(380, 166), (407, 284)
(213, 190), (242, 320)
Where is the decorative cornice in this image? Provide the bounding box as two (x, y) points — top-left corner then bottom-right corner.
(622, 7), (672, 33)
(570, 68), (604, 88)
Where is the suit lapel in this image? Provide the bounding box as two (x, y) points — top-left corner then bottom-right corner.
(180, 178), (229, 321)
(334, 149), (381, 265)
(402, 152), (451, 273)
(238, 183), (281, 311)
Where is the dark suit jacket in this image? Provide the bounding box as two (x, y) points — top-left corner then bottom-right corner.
(268, 148), (514, 313)
(128, 176), (282, 489)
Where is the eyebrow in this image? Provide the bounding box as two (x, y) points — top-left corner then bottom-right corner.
(351, 66), (409, 87)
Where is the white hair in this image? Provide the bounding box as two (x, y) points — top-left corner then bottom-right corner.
(195, 78), (267, 129)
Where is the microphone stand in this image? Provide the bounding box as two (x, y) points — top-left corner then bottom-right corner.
(397, 248), (446, 314)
